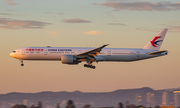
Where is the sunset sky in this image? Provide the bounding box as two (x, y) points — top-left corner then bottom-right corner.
(0, 0), (180, 94)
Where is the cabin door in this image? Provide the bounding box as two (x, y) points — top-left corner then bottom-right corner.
(44, 49), (48, 55)
(22, 49), (25, 55)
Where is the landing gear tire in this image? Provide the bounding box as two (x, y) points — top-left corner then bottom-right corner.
(88, 65), (91, 68)
(84, 64), (88, 67)
(92, 66), (95, 69)
(84, 64), (96, 69)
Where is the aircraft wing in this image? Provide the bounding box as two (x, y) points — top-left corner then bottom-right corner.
(76, 44), (109, 57)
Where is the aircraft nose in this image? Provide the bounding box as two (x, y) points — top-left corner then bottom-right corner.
(10, 53), (15, 58)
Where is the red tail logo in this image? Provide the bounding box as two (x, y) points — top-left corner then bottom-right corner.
(151, 36), (162, 47)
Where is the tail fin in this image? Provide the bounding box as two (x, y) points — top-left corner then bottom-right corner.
(143, 28), (168, 50)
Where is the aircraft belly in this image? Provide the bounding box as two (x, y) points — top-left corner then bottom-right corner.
(43, 53), (61, 60)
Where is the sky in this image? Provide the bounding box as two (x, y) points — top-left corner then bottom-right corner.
(0, 0), (180, 94)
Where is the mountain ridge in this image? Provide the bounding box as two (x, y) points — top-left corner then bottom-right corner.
(0, 87), (180, 108)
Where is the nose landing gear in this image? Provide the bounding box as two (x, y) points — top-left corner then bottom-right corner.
(20, 59), (24, 66)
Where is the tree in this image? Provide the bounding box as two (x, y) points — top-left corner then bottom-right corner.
(37, 101), (43, 108)
(11, 104), (27, 108)
(127, 104), (136, 108)
(118, 102), (124, 108)
(154, 105), (160, 108)
(30, 104), (35, 108)
(66, 100), (76, 108)
(11, 104), (20, 108)
(56, 103), (60, 108)
(125, 101), (129, 108)
(19, 105), (27, 108)
(83, 104), (91, 108)
(67, 100), (73, 105)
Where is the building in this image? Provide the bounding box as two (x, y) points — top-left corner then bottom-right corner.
(161, 105), (174, 108)
(23, 99), (28, 106)
(135, 94), (142, 105)
(173, 91), (180, 108)
(146, 92), (155, 107)
(162, 91), (169, 105)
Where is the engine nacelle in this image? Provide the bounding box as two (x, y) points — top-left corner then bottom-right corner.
(61, 55), (79, 64)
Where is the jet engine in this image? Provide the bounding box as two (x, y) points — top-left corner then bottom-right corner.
(61, 55), (79, 64)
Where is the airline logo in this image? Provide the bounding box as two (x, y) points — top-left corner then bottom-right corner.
(26, 49), (43, 51)
(48, 49), (72, 51)
(151, 36), (163, 47)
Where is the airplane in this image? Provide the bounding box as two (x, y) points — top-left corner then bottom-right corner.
(10, 28), (168, 69)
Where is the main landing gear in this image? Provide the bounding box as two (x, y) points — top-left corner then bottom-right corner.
(84, 64), (96, 69)
(20, 60), (24, 66)
(84, 60), (96, 69)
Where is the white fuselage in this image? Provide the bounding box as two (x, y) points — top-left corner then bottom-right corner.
(9, 29), (168, 68)
(10, 47), (165, 62)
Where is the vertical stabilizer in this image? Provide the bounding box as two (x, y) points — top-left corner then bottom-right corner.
(143, 28), (168, 50)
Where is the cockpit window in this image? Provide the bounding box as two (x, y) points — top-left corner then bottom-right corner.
(12, 51), (16, 53)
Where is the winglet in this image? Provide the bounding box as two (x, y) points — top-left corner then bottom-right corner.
(143, 28), (168, 50)
(102, 44), (109, 48)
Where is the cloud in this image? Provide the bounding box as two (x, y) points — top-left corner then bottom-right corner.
(61, 18), (91, 23)
(95, 1), (180, 11)
(45, 12), (64, 15)
(47, 31), (58, 35)
(168, 26), (180, 32)
(136, 25), (180, 33)
(0, 18), (51, 29)
(58, 13), (64, 15)
(46, 29), (61, 37)
(8, 2), (17, 5)
(6, 10), (13, 11)
(106, 12), (116, 19)
(5, 0), (17, 5)
(159, 24), (167, 26)
(108, 23), (126, 26)
(135, 27), (152, 31)
(0, 13), (12, 16)
(158, 23), (180, 32)
(84, 31), (104, 35)
(46, 31), (59, 37)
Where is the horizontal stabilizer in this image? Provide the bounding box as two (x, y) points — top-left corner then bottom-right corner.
(148, 50), (168, 55)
